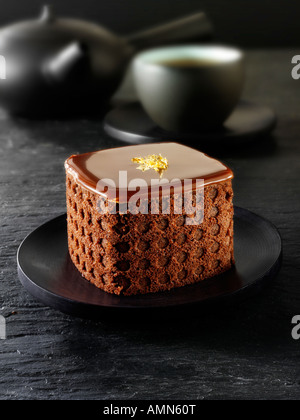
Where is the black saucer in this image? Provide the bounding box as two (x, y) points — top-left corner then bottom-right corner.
(104, 101), (277, 146)
(17, 207), (282, 319)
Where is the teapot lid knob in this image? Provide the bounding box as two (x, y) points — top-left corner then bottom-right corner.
(40, 5), (55, 23)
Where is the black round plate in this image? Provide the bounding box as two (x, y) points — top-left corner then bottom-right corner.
(104, 101), (277, 146)
(17, 207), (282, 319)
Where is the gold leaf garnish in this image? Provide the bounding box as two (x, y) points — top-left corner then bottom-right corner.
(131, 154), (169, 178)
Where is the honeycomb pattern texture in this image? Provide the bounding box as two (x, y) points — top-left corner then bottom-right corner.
(66, 174), (234, 296)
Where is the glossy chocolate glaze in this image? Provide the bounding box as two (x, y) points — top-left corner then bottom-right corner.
(65, 142), (233, 201)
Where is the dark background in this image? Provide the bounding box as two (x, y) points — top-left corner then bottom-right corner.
(0, 0), (299, 47)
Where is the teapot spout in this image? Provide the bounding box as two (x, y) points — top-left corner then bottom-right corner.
(44, 42), (89, 85)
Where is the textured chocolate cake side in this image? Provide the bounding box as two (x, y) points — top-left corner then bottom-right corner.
(66, 173), (234, 296)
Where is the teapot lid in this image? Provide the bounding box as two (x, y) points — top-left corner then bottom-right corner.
(0, 5), (123, 48)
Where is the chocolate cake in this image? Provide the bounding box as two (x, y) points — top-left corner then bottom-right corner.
(65, 143), (234, 296)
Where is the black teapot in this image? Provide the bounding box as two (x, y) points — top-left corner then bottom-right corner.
(0, 5), (213, 117)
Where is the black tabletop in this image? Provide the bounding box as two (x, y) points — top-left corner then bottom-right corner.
(1, 49), (300, 400)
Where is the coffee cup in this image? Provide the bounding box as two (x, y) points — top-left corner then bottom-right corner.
(133, 45), (245, 132)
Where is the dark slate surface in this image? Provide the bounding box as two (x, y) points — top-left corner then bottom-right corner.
(1, 50), (300, 400)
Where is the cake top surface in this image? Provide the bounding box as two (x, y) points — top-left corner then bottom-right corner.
(65, 142), (233, 196)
